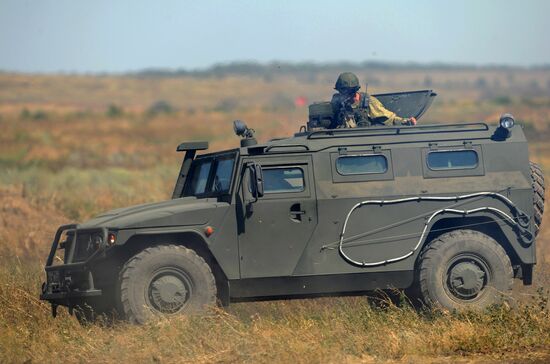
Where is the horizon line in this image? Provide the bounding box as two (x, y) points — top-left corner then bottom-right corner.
(1, 60), (549, 77)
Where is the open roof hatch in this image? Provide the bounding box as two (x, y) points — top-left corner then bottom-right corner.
(373, 89), (437, 121)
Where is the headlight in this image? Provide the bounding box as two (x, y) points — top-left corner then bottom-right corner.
(90, 233), (103, 250)
(499, 113), (515, 129)
(47, 270), (60, 283)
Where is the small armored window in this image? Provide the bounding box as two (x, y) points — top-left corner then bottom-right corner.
(212, 157), (234, 193)
(186, 160), (212, 195)
(427, 150), (478, 170)
(336, 155), (388, 175)
(263, 167), (305, 194)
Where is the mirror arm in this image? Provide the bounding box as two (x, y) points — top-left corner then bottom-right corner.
(243, 163), (258, 204)
(254, 163), (264, 198)
(244, 162), (264, 204)
(251, 164), (259, 202)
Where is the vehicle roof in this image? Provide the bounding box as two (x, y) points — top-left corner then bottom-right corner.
(186, 122), (526, 159)
(237, 122), (526, 156)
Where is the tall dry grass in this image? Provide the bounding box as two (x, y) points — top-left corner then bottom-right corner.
(1, 71), (550, 362)
(1, 260), (549, 363)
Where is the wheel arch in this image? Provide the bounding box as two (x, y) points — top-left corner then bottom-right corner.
(419, 215), (521, 269)
(115, 230), (230, 305)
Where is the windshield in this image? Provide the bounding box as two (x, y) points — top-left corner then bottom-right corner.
(183, 152), (236, 197)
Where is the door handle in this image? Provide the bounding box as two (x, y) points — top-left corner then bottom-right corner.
(289, 203), (306, 222)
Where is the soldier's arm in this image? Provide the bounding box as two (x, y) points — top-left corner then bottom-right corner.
(330, 93), (346, 128)
(331, 94), (343, 112)
(368, 96), (407, 125)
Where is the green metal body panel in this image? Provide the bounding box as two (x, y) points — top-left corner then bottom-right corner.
(237, 155), (318, 278)
(41, 118), (539, 304)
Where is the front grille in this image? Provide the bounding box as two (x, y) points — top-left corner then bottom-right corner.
(72, 233), (100, 263)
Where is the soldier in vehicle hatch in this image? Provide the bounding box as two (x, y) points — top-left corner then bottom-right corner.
(330, 72), (417, 128)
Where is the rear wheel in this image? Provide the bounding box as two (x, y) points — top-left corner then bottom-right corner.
(530, 161), (545, 237)
(119, 245), (217, 324)
(418, 230), (513, 311)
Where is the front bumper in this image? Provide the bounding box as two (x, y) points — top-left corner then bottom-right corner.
(40, 263), (102, 302)
(40, 224), (106, 307)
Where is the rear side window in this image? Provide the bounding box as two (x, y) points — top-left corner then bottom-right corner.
(427, 150), (478, 170)
(336, 155), (388, 175)
(263, 168), (305, 193)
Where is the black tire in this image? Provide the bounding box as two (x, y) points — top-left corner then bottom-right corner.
(119, 244), (217, 324)
(419, 229), (513, 311)
(530, 161), (545, 237)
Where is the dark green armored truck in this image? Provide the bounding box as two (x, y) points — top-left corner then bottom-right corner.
(41, 91), (545, 323)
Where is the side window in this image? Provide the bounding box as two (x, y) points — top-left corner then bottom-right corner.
(186, 160), (212, 195)
(183, 152), (237, 197)
(330, 150), (394, 183)
(212, 158), (234, 193)
(422, 146), (484, 178)
(263, 167), (305, 194)
(427, 150), (478, 170)
(336, 155), (388, 175)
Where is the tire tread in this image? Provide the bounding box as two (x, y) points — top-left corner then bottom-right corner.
(418, 229), (513, 309)
(119, 244), (216, 324)
(530, 161), (545, 237)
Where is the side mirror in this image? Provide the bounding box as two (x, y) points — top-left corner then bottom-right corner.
(243, 162), (264, 204)
(249, 163), (264, 200)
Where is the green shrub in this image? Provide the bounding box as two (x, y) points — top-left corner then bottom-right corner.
(492, 96), (512, 105)
(146, 100), (175, 117)
(213, 98), (239, 112)
(106, 104), (124, 118)
(19, 108), (48, 120)
(19, 108), (31, 119)
(32, 110), (48, 120)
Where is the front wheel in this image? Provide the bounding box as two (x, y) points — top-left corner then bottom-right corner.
(119, 245), (217, 324)
(418, 230), (513, 311)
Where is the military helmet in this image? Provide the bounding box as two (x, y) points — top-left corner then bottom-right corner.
(334, 72), (360, 92)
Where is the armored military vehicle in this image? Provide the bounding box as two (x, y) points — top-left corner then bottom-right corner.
(41, 91), (545, 323)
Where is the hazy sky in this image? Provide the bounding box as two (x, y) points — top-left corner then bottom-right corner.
(1, 0), (549, 73)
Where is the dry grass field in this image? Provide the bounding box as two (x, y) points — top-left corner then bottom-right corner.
(0, 66), (549, 363)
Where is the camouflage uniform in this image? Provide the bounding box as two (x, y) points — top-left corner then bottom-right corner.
(331, 92), (408, 128)
(330, 72), (410, 128)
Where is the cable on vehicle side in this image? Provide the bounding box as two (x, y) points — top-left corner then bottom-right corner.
(323, 215), (512, 250)
(337, 192), (533, 267)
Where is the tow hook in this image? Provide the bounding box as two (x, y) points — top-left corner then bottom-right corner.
(51, 303), (58, 318)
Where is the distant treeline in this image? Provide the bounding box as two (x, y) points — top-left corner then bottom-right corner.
(129, 61), (550, 79)
(1, 61), (549, 78)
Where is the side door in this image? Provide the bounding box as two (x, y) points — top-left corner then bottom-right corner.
(238, 155), (318, 278)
